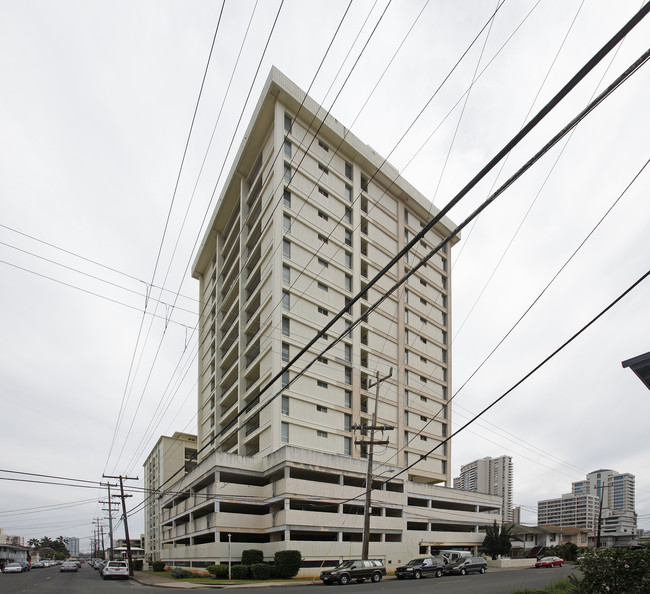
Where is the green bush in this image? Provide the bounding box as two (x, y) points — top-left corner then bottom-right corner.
(231, 564), (249, 579)
(273, 550), (302, 578)
(152, 561), (166, 572)
(251, 563), (271, 579)
(206, 564), (229, 579)
(170, 567), (193, 579)
(571, 546), (650, 593)
(132, 559), (143, 571)
(242, 549), (264, 565)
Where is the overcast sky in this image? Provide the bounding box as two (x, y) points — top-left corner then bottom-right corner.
(1, 0), (649, 552)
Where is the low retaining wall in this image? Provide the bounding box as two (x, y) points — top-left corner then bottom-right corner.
(487, 558), (535, 568)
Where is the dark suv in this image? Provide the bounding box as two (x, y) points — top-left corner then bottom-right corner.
(395, 557), (445, 579)
(320, 559), (386, 585)
(442, 556), (488, 576)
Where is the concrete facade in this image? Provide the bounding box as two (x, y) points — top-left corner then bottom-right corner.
(153, 68), (504, 569)
(454, 455), (514, 522)
(144, 432), (197, 562)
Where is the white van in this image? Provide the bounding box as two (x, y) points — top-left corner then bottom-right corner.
(437, 550), (473, 563)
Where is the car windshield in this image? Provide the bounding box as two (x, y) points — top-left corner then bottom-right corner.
(109, 562), (127, 567)
(407, 559), (424, 565)
(447, 560), (464, 567)
(540, 557), (552, 561)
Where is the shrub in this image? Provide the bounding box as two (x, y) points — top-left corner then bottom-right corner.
(170, 567), (194, 579)
(132, 559), (143, 571)
(572, 546), (650, 594)
(273, 550), (302, 578)
(231, 564), (249, 579)
(152, 561), (166, 572)
(206, 564), (229, 579)
(251, 563), (271, 579)
(242, 549), (264, 565)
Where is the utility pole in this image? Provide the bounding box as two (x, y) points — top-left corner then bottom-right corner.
(104, 474), (138, 576)
(353, 368), (393, 560)
(100, 482), (119, 560)
(93, 518), (104, 559)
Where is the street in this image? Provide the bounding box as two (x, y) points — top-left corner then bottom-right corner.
(0, 564), (579, 593)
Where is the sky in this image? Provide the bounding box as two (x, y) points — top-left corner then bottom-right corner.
(1, 0), (649, 552)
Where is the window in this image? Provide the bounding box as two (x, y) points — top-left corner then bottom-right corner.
(317, 380), (328, 388)
(282, 290), (290, 310)
(284, 113), (292, 133)
(344, 436), (352, 456)
(344, 390), (352, 408)
(282, 342), (289, 363)
(404, 208), (409, 225)
(344, 343), (352, 362)
(283, 188), (291, 208)
(344, 229), (352, 246)
(344, 252), (352, 269)
(345, 162), (353, 179)
(317, 430), (328, 438)
(318, 210), (328, 221)
(419, 316), (427, 325)
(420, 435), (427, 441)
(420, 336), (427, 344)
(404, 350), (409, 364)
(318, 233), (328, 244)
(317, 405), (328, 412)
(318, 282), (328, 292)
(318, 163), (329, 174)
(344, 207), (352, 224)
(284, 140), (292, 158)
(318, 257), (329, 268)
(344, 366), (352, 385)
(420, 278), (427, 287)
(345, 184), (352, 201)
(283, 264), (290, 284)
(318, 356), (328, 364)
(345, 274), (352, 292)
(344, 413), (352, 431)
(318, 186), (328, 197)
(442, 331), (447, 345)
(282, 316), (290, 336)
(282, 370), (289, 387)
(283, 213), (291, 233)
(361, 175), (369, 192)
(284, 163), (291, 182)
(420, 415), (427, 422)
(318, 306), (328, 316)
(282, 395), (289, 415)
(420, 356), (428, 364)
(420, 297), (427, 306)
(281, 422), (289, 443)
(404, 369), (409, 385)
(318, 139), (329, 151)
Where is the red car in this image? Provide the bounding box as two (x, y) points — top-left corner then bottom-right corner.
(535, 556), (564, 568)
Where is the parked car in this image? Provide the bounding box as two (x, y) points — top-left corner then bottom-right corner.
(320, 559), (386, 585)
(31, 562), (44, 569)
(535, 556), (564, 568)
(20, 562), (31, 571)
(395, 557), (445, 579)
(60, 562), (78, 572)
(3, 563), (24, 573)
(101, 561), (129, 580)
(442, 556), (488, 576)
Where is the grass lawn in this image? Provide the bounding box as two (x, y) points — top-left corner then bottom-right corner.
(513, 579), (575, 594)
(145, 570), (314, 584)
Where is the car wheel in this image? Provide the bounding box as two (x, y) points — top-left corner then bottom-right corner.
(435, 569), (442, 577)
(371, 572), (382, 583)
(480, 567), (485, 574)
(559, 563), (563, 567)
(414, 570), (422, 579)
(339, 574), (349, 585)
(460, 568), (467, 575)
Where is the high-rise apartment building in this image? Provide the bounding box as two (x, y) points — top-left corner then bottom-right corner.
(538, 469), (637, 546)
(453, 456), (514, 521)
(144, 432), (197, 562)
(156, 68), (503, 572)
(64, 536), (79, 557)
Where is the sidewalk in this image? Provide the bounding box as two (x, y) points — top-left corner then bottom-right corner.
(132, 571), (317, 589)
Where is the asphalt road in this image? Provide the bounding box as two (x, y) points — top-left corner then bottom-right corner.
(0, 564), (149, 594)
(0, 564), (580, 593)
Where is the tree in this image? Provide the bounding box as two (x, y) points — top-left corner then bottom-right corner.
(32, 536), (70, 558)
(481, 521), (513, 560)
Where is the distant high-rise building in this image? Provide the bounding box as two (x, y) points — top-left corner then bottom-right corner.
(538, 469), (637, 546)
(143, 432), (197, 562)
(64, 536), (79, 557)
(454, 455), (514, 521)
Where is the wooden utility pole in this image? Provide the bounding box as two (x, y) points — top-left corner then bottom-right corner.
(100, 482), (119, 560)
(103, 474), (138, 576)
(354, 368), (393, 560)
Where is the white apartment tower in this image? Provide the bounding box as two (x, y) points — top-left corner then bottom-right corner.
(454, 456), (514, 521)
(157, 68), (504, 571)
